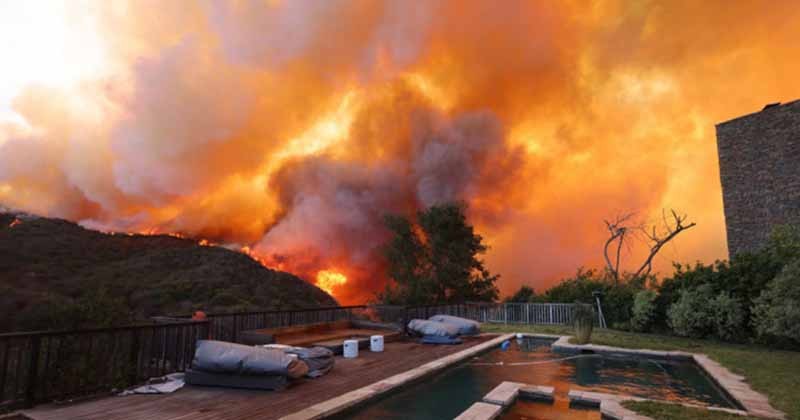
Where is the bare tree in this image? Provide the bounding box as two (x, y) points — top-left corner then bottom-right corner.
(603, 213), (635, 283)
(603, 209), (696, 283)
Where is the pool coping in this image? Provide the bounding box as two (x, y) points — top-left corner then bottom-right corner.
(453, 402), (503, 420)
(461, 381), (756, 420)
(547, 334), (785, 419)
(456, 382), (557, 420)
(279, 333), (514, 420)
(568, 389), (753, 420)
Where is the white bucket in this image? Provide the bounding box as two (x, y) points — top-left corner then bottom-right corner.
(343, 339), (359, 358)
(370, 335), (384, 352)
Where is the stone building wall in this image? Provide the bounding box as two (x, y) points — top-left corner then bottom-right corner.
(715, 99), (800, 257)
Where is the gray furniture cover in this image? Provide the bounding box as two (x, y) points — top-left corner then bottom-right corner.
(420, 335), (462, 345)
(191, 340), (308, 378)
(428, 314), (480, 335)
(407, 319), (460, 337)
(262, 345), (335, 378)
(285, 346), (333, 378)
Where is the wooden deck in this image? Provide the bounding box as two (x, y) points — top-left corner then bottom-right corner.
(23, 335), (496, 420)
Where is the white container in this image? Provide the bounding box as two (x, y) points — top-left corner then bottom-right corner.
(370, 335), (384, 352)
(343, 339), (359, 358)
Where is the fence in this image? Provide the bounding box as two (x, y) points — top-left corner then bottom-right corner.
(202, 305), (369, 342)
(0, 302), (580, 411)
(0, 305), (407, 411)
(483, 303), (577, 324)
(0, 320), (208, 411)
(405, 303), (580, 325)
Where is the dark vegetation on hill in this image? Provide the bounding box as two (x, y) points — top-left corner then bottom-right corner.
(0, 212), (337, 333)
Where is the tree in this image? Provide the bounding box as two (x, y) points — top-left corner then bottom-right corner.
(379, 203), (499, 305)
(506, 285), (536, 303)
(604, 209), (696, 283)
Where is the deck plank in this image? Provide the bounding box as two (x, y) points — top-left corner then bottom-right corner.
(23, 335), (496, 420)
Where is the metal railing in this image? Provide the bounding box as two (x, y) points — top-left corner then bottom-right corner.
(0, 320), (209, 411)
(202, 305), (367, 343)
(0, 305), (401, 411)
(484, 303), (577, 324)
(405, 302), (580, 325)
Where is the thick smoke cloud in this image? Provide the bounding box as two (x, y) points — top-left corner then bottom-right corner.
(1, 0), (799, 301)
(255, 101), (519, 302)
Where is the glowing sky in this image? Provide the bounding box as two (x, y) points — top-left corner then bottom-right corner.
(1, 0), (799, 302)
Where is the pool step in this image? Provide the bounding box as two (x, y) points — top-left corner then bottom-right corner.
(453, 402), (502, 420)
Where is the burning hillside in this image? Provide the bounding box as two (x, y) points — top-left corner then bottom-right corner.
(1, 1), (800, 302)
(0, 211), (336, 332)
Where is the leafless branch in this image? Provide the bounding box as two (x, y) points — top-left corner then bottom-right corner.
(632, 209), (696, 279)
(603, 209), (696, 282)
(603, 213), (635, 283)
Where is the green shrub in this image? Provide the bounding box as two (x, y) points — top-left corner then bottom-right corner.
(658, 254), (781, 333)
(709, 293), (746, 342)
(539, 268), (644, 326)
(753, 260), (800, 346)
(668, 285), (747, 341)
(630, 290), (658, 332)
(668, 284), (715, 338)
(766, 224), (800, 263)
(656, 262), (715, 329)
(572, 303), (595, 344)
(657, 225), (800, 337)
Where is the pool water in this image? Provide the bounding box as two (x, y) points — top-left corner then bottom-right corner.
(338, 337), (736, 420)
(501, 399), (600, 420)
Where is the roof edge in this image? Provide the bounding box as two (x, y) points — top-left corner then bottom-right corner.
(716, 98), (800, 128)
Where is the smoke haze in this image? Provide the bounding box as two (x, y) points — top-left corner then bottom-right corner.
(1, 0), (799, 302)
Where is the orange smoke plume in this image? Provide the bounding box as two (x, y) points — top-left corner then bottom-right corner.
(1, 1), (800, 303)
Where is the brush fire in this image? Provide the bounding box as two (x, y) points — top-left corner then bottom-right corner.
(315, 270), (349, 296)
(1, 1), (799, 302)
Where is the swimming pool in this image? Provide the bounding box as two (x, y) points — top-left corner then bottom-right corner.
(336, 336), (737, 419)
(501, 399), (600, 420)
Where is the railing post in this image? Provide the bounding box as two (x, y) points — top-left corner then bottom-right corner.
(232, 314), (239, 342)
(128, 329), (140, 386)
(24, 335), (41, 408)
(201, 320), (211, 340)
(402, 306), (409, 335)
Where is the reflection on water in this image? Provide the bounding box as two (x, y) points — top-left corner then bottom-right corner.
(340, 337), (733, 420)
(501, 399), (600, 420)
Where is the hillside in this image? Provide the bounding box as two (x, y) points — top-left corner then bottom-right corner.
(0, 211), (337, 332)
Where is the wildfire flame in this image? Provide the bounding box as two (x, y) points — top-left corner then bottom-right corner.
(1, 2), (799, 302)
(315, 270), (348, 296)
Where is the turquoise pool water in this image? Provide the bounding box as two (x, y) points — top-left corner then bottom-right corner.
(337, 337), (736, 419)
